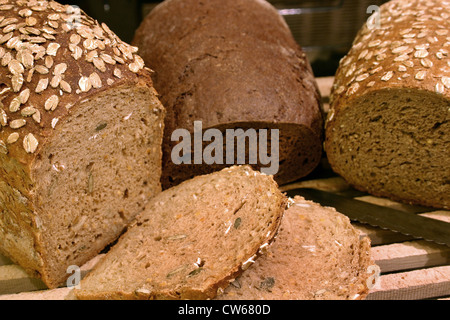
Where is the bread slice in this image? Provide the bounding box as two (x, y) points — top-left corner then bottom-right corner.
(325, 0), (450, 209)
(133, 0), (323, 189)
(218, 196), (373, 300)
(0, 0), (165, 288)
(74, 166), (286, 300)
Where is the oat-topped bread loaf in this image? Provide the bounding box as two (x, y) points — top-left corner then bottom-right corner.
(75, 166), (286, 300)
(133, 0), (323, 189)
(325, 0), (450, 209)
(0, 0), (165, 288)
(218, 196), (373, 300)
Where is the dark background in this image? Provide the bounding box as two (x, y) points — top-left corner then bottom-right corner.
(58, 0), (389, 77)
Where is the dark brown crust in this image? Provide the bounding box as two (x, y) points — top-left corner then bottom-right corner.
(133, 0), (324, 188)
(325, 0), (450, 209)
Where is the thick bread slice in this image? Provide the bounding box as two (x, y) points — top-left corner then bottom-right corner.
(218, 196), (373, 300)
(325, 0), (450, 209)
(75, 166), (286, 300)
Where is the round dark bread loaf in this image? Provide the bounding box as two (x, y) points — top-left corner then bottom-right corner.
(133, 0), (324, 189)
(0, 0), (165, 288)
(325, 0), (450, 209)
(217, 196), (373, 300)
(75, 166), (286, 300)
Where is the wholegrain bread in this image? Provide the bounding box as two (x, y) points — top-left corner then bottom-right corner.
(218, 196), (373, 300)
(0, 0), (165, 288)
(325, 0), (450, 209)
(133, 0), (323, 189)
(75, 166), (286, 300)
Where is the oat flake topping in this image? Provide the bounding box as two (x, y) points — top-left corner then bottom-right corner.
(330, 0), (450, 112)
(0, 0), (146, 154)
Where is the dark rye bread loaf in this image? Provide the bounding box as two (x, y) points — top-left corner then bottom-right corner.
(133, 0), (323, 189)
(0, 0), (165, 288)
(75, 166), (286, 300)
(218, 196), (373, 300)
(325, 0), (450, 209)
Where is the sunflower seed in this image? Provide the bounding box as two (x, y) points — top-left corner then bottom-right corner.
(45, 95), (59, 111)
(23, 133), (38, 153)
(10, 119), (26, 129)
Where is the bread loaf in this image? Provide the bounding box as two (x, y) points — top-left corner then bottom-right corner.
(75, 166), (286, 300)
(0, 0), (165, 288)
(133, 0), (324, 189)
(218, 196), (373, 300)
(325, 0), (450, 209)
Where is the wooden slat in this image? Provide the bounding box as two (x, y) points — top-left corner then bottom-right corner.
(0, 287), (74, 300)
(367, 266), (450, 300)
(372, 240), (450, 273)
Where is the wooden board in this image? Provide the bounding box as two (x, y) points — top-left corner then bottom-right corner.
(1, 77), (449, 300)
